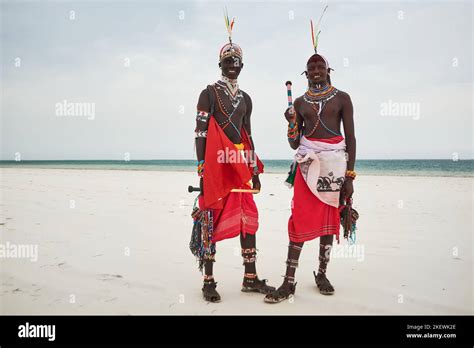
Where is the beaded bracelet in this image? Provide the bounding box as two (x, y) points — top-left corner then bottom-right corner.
(287, 122), (299, 140)
(345, 170), (356, 180)
(197, 160), (205, 177)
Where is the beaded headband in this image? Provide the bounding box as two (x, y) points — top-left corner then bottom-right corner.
(219, 43), (243, 62)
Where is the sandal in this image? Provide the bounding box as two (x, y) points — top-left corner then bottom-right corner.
(314, 271), (335, 295)
(241, 274), (276, 294)
(202, 280), (221, 302)
(264, 282), (297, 303)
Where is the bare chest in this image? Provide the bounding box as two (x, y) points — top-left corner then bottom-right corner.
(298, 93), (344, 137)
(211, 86), (248, 143)
(300, 97), (341, 121)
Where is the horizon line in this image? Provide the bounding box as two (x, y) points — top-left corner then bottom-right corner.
(0, 158), (472, 162)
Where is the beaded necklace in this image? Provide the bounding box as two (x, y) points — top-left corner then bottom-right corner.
(306, 104), (321, 136)
(303, 84), (341, 137)
(216, 76), (243, 108)
(213, 84), (243, 137)
(303, 84), (338, 104)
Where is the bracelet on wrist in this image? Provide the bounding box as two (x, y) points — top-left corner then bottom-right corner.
(197, 160), (205, 177)
(287, 122), (299, 139)
(345, 170), (356, 180)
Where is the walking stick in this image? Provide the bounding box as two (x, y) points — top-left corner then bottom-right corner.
(285, 80), (297, 121)
(187, 186), (259, 194)
(286, 81), (293, 108)
(284, 80), (298, 187)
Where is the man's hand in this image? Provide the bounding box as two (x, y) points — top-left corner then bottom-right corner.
(252, 175), (261, 191)
(342, 178), (354, 201)
(284, 106), (296, 124)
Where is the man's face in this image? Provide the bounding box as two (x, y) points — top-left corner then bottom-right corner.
(220, 55), (242, 79)
(307, 60), (328, 85)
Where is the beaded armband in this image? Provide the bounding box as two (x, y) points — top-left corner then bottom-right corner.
(196, 110), (209, 123)
(195, 130), (208, 138)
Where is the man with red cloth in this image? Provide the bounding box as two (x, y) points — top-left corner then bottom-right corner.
(264, 48), (357, 303)
(193, 33), (275, 302)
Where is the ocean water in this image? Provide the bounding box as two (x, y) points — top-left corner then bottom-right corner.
(0, 160), (472, 177)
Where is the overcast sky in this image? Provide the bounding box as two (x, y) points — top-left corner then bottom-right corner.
(1, 0), (472, 160)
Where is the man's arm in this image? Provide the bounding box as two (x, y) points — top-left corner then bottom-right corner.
(242, 92), (253, 141)
(341, 92), (356, 171)
(196, 89), (211, 193)
(341, 91), (356, 199)
(242, 93), (261, 190)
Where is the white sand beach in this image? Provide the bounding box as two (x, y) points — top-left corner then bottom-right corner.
(0, 168), (472, 315)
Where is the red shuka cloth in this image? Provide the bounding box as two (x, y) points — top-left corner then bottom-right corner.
(288, 136), (344, 243)
(199, 116), (264, 242)
(199, 190), (259, 242)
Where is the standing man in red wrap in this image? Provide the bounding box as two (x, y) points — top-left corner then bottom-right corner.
(193, 16), (275, 302)
(265, 17), (357, 303)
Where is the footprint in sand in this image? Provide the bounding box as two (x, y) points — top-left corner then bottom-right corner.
(98, 274), (123, 281)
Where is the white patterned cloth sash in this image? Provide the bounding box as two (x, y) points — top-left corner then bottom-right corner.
(294, 136), (348, 208)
